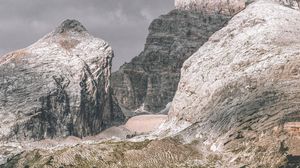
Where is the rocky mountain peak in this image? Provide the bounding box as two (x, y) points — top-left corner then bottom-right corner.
(175, 0), (246, 15)
(161, 0), (300, 166)
(175, 0), (300, 15)
(0, 19), (125, 141)
(54, 19), (87, 34)
(111, 10), (230, 114)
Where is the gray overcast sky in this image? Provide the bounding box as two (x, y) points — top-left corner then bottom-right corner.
(0, 0), (174, 71)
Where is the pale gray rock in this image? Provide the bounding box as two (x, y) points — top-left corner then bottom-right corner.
(175, 0), (300, 15)
(0, 19), (125, 141)
(112, 10), (230, 113)
(161, 0), (300, 167)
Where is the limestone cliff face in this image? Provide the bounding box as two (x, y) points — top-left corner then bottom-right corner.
(0, 20), (125, 141)
(175, 0), (300, 15)
(161, 1), (300, 167)
(175, 0), (246, 15)
(112, 10), (230, 113)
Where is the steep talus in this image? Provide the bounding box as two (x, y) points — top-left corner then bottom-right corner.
(160, 0), (300, 167)
(0, 19), (125, 141)
(112, 10), (230, 114)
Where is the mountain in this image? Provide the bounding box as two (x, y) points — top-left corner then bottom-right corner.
(2, 0), (300, 167)
(161, 0), (300, 167)
(175, 0), (300, 14)
(175, 0), (246, 15)
(111, 10), (230, 114)
(0, 19), (125, 141)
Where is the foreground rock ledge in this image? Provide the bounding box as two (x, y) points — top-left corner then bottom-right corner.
(0, 19), (125, 141)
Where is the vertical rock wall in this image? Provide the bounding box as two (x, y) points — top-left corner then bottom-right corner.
(112, 10), (230, 114)
(0, 20), (125, 141)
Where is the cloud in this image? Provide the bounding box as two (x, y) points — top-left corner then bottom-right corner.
(0, 0), (174, 70)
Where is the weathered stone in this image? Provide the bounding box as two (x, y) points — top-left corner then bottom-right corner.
(112, 10), (230, 113)
(175, 0), (246, 15)
(0, 19), (125, 141)
(1, 138), (202, 168)
(175, 0), (300, 15)
(160, 1), (300, 167)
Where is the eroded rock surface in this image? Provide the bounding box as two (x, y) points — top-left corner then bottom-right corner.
(112, 10), (230, 114)
(160, 0), (300, 167)
(175, 0), (246, 15)
(175, 0), (300, 15)
(0, 19), (125, 141)
(1, 138), (202, 168)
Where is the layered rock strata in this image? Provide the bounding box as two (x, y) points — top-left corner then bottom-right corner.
(162, 0), (300, 167)
(112, 10), (230, 113)
(175, 0), (300, 15)
(0, 19), (125, 141)
(175, 0), (246, 15)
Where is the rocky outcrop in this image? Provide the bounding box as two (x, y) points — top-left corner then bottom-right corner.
(161, 0), (300, 167)
(2, 138), (202, 168)
(175, 0), (300, 15)
(112, 10), (230, 113)
(0, 19), (125, 141)
(175, 0), (246, 15)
